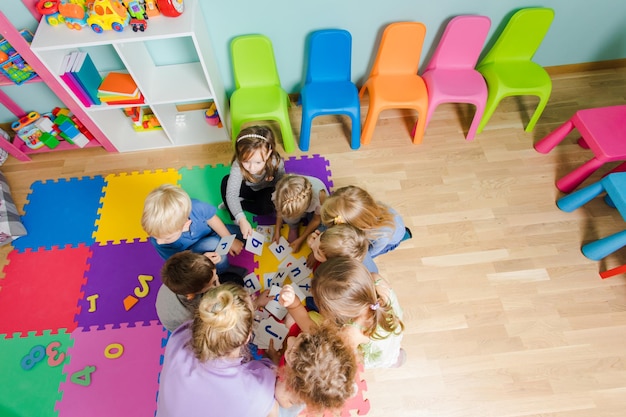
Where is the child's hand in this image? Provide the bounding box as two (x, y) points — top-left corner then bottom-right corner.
(272, 228), (281, 244)
(253, 289), (272, 308)
(279, 285), (301, 309)
(265, 339), (282, 366)
(238, 218), (253, 239)
(305, 252), (318, 269)
(307, 229), (321, 249)
(203, 252), (222, 265)
(289, 236), (305, 253)
(230, 239), (244, 256)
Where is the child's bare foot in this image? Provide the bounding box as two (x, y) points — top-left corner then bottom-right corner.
(287, 225), (299, 243)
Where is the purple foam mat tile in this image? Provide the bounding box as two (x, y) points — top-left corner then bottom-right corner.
(77, 240), (164, 330)
(284, 154), (334, 192)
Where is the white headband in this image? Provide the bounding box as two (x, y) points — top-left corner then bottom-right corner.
(237, 133), (268, 143)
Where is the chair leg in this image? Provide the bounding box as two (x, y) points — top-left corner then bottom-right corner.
(278, 115), (295, 154)
(465, 103), (483, 141)
(556, 157), (604, 193)
(534, 119), (574, 154)
(299, 112), (313, 152)
(556, 181), (604, 212)
(411, 108), (427, 145)
(349, 112), (361, 150)
(582, 229), (626, 261)
(476, 94), (501, 134)
(525, 94), (550, 132)
(360, 105), (379, 146)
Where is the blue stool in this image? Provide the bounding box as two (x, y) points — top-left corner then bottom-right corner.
(557, 172), (626, 260)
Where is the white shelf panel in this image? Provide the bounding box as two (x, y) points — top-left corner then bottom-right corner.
(29, 0), (230, 153)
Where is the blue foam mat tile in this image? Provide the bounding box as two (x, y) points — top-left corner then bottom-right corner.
(14, 176), (106, 253)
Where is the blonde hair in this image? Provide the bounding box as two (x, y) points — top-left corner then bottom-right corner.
(233, 125), (282, 183)
(190, 284), (254, 362)
(274, 174), (313, 219)
(141, 184), (191, 238)
(312, 257), (404, 340)
(320, 186), (395, 240)
(319, 224), (369, 261)
(283, 323), (357, 411)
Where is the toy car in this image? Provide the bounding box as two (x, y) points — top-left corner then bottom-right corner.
(130, 18), (147, 32)
(87, 0), (130, 33)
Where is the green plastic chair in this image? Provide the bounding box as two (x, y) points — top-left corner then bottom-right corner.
(476, 7), (555, 133)
(229, 34), (295, 153)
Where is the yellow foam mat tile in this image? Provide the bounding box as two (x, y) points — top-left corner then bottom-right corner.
(94, 169), (181, 245)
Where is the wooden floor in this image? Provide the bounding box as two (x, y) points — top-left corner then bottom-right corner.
(2, 66), (626, 417)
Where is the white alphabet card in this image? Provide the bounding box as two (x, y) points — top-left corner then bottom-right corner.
(268, 236), (292, 261)
(253, 316), (289, 350)
(242, 272), (262, 294)
(215, 234), (236, 255)
(245, 230), (266, 256)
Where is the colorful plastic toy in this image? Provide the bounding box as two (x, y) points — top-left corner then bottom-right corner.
(36, 0), (65, 26)
(129, 18), (148, 32)
(58, 1), (88, 30)
(156, 0), (184, 17)
(204, 102), (222, 127)
(125, 0), (147, 19)
(11, 111), (45, 149)
(87, 0), (130, 33)
(0, 30), (38, 85)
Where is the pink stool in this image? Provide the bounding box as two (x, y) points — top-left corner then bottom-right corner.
(534, 105), (626, 193)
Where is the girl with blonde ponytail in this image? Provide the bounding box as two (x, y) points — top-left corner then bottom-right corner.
(157, 284), (279, 417)
(272, 174), (329, 252)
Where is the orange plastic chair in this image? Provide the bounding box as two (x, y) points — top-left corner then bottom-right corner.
(359, 22), (428, 145)
(476, 7), (555, 133)
(420, 15), (491, 140)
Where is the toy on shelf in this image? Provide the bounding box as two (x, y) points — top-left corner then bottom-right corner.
(156, 0), (184, 17)
(57, 1), (88, 30)
(87, 0), (130, 33)
(124, 0), (148, 19)
(0, 30), (38, 85)
(122, 106), (162, 131)
(129, 18), (148, 32)
(9, 108), (91, 150)
(143, 0), (160, 18)
(204, 102), (223, 128)
(36, 1), (65, 26)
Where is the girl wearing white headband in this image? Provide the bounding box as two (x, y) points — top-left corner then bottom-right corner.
(220, 126), (285, 239)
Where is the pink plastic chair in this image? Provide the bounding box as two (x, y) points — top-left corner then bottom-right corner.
(420, 15), (491, 140)
(535, 104), (626, 193)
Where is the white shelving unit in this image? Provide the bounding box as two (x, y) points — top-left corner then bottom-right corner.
(30, 0), (230, 152)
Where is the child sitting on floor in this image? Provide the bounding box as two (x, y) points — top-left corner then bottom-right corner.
(280, 257), (405, 369)
(306, 223), (378, 272)
(141, 184), (244, 273)
(156, 250), (269, 332)
(272, 174), (328, 252)
(320, 185), (411, 258)
(269, 323), (358, 417)
(156, 284), (279, 417)
(220, 125), (285, 239)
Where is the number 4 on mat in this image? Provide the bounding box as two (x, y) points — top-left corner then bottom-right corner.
(70, 365), (96, 386)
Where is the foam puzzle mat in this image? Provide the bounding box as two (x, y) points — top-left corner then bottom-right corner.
(0, 155), (370, 417)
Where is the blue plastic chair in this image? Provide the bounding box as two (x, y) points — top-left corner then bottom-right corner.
(299, 29), (360, 151)
(557, 172), (626, 261)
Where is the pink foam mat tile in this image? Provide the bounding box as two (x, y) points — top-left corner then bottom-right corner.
(56, 321), (167, 417)
(0, 245), (91, 338)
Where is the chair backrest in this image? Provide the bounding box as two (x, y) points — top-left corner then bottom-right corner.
(370, 21), (426, 77)
(231, 34), (281, 89)
(306, 29), (352, 84)
(425, 15), (491, 72)
(479, 7), (554, 66)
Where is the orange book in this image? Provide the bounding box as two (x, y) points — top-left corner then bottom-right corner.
(98, 72), (139, 97)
